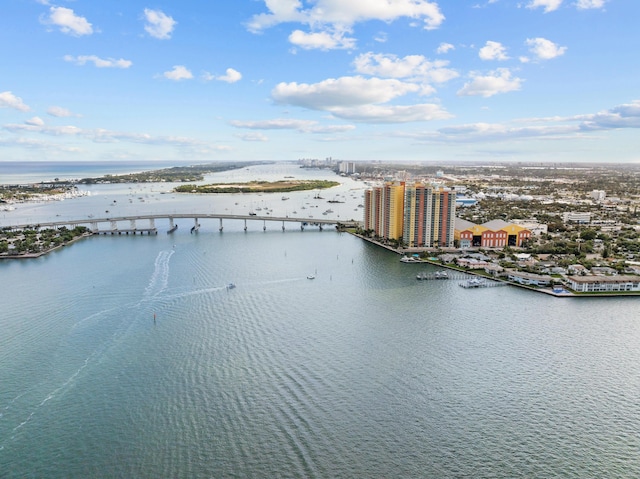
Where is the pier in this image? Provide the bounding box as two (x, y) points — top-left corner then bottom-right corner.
(414, 270), (507, 288)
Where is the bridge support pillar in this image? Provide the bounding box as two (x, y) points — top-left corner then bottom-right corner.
(130, 219), (136, 233)
(263, 220), (266, 231)
(300, 223), (304, 231)
(244, 219), (248, 231)
(90, 221), (98, 233)
(282, 221), (285, 231)
(319, 224), (323, 231)
(219, 218), (223, 232)
(149, 218), (155, 230)
(110, 220), (118, 234)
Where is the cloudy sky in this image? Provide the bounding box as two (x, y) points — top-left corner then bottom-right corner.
(1, 0), (638, 164)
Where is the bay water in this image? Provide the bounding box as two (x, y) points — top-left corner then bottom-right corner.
(1, 163), (639, 478)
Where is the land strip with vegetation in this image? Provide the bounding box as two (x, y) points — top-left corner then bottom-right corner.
(76, 161), (268, 184)
(0, 226), (90, 257)
(173, 179), (340, 194)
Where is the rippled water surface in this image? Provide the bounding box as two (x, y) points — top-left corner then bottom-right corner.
(1, 164), (639, 478)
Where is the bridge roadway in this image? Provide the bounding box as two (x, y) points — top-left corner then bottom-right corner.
(4, 213), (362, 234)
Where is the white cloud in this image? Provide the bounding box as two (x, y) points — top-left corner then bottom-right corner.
(272, 76), (419, 110)
(47, 106), (78, 118)
(25, 117), (45, 126)
(231, 118), (317, 130)
(289, 29), (356, 50)
(64, 55), (132, 68)
(230, 118), (356, 133)
(247, 0), (445, 50)
(163, 65), (193, 81)
(271, 76), (453, 123)
(436, 42), (455, 54)
(0, 91), (30, 111)
(374, 31), (388, 43)
(526, 37), (567, 60)
(237, 132), (269, 142)
(457, 68), (523, 97)
(4, 121), (81, 136)
(218, 68), (243, 83)
(434, 121), (578, 142)
(248, 0), (445, 31)
(353, 53), (458, 84)
(3, 119), (230, 152)
(526, 0), (563, 12)
(329, 103), (452, 123)
(479, 41), (509, 61)
(410, 100), (640, 144)
(575, 0), (606, 9)
(143, 9), (176, 40)
(41, 6), (93, 36)
(579, 100), (640, 130)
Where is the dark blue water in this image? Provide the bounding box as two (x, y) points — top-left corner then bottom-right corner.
(1, 164), (639, 478)
(0, 161), (189, 185)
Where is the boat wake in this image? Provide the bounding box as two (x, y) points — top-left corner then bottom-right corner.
(1, 250), (178, 448)
(144, 250), (175, 299)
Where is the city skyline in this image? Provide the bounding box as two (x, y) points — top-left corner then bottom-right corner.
(1, 0), (639, 165)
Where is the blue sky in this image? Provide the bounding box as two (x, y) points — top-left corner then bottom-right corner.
(1, 0), (638, 164)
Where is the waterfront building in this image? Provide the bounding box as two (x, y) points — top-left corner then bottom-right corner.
(567, 275), (640, 292)
(338, 161), (356, 175)
(455, 219), (531, 248)
(507, 271), (552, 287)
(364, 181), (405, 240)
(364, 181), (455, 247)
(403, 183), (456, 248)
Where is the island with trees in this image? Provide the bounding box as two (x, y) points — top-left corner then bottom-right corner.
(173, 179), (340, 194)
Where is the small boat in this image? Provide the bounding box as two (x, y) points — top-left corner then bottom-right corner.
(281, 196), (290, 200)
(249, 211), (257, 216)
(400, 255), (420, 263)
(460, 278), (485, 288)
(227, 283), (236, 289)
(307, 274), (315, 280)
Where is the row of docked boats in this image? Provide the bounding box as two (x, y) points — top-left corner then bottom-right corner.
(416, 271), (449, 280)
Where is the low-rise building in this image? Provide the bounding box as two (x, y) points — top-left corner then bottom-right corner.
(455, 219), (531, 248)
(563, 212), (591, 224)
(567, 275), (640, 292)
(507, 271), (552, 286)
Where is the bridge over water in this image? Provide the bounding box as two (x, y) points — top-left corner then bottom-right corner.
(3, 213), (362, 235)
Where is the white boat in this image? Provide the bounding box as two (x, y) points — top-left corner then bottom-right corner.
(227, 283), (236, 289)
(460, 278), (485, 288)
(400, 256), (420, 263)
(307, 274), (315, 280)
